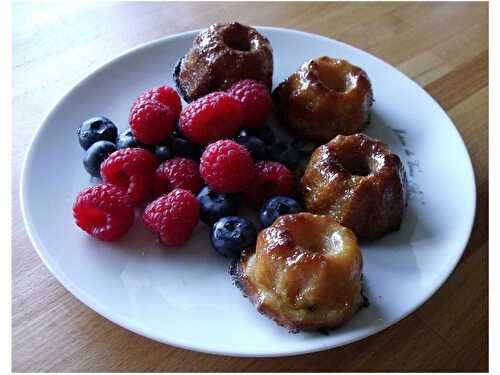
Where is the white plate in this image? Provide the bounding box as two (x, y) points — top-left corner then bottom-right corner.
(21, 27), (476, 357)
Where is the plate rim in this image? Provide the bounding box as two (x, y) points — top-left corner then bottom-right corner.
(19, 26), (477, 357)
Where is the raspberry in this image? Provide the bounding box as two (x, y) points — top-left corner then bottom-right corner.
(179, 92), (244, 144)
(73, 184), (134, 241)
(228, 79), (272, 128)
(153, 157), (203, 197)
(100, 148), (159, 206)
(143, 189), (200, 246)
(129, 100), (175, 145)
(245, 161), (294, 206)
(132, 86), (182, 120)
(199, 140), (254, 193)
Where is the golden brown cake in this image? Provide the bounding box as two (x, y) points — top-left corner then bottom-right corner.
(231, 213), (365, 332)
(301, 134), (407, 240)
(174, 22), (273, 102)
(273, 56), (373, 143)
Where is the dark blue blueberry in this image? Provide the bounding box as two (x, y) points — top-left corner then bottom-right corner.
(292, 138), (317, 156)
(211, 216), (257, 257)
(154, 144), (173, 161)
(239, 126), (275, 145)
(259, 196), (301, 228)
(116, 129), (139, 149)
(234, 134), (267, 160)
(77, 116), (117, 150)
(83, 140), (116, 178)
(268, 142), (300, 170)
(252, 126), (276, 145)
(236, 128), (251, 138)
(116, 129), (155, 151)
(166, 135), (203, 161)
(197, 186), (238, 225)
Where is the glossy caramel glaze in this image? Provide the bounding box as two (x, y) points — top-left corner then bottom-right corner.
(174, 22), (273, 102)
(273, 56), (373, 143)
(231, 213), (366, 332)
(301, 134), (407, 239)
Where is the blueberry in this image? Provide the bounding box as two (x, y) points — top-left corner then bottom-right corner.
(116, 129), (155, 151)
(259, 196), (301, 228)
(211, 216), (257, 257)
(234, 134), (267, 160)
(292, 138), (317, 156)
(166, 135), (203, 160)
(77, 116), (117, 150)
(268, 142), (300, 170)
(83, 141), (116, 178)
(239, 126), (275, 145)
(197, 186), (238, 225)
(154, 144), (173, 161)
(116, 129), (139, 149)
(236, 128), (251, 138)
(252, 126), (275, 145)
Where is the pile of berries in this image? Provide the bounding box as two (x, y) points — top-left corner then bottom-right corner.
(73, 79), (313, 257)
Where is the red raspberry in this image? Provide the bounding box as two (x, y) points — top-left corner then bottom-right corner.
(153, 157), (203, 197)
(132, 85), (182, 120)
(129, 100), (175, 145)
(100, 148), (159, 206)
(245, 161), (294, 206)
(199, 140), (254, 193)
(73, 184), (134, 241)
(228, 79), (272, 128)
(143, 189), (200, 246)
(179, 91), (244, 144)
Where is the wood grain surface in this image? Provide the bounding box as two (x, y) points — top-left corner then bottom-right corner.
(12, 2), (488, 372)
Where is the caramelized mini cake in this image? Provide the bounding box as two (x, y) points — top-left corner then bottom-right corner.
(232, 213), (365, 332)
(273, 56), (373, 142)
(174, 22), (273, 102)
(301, 134), (407, 240)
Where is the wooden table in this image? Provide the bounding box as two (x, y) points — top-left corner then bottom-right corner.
(12, 2), (488, 371)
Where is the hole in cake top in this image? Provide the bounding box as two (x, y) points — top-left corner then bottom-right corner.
(315, 59), (355, 93)
(336, 154), (371, 176)
(223, 32), (252, 52)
